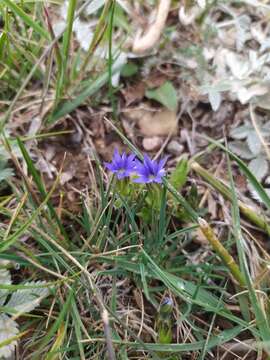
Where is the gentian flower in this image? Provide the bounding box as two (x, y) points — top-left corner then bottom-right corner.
(160, 297), (174, 315)
(161, 297), (173, 307)
(133, 154), (167, 184)
(104, 149), (136, 179)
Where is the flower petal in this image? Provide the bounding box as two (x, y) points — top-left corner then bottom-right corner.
(104, 162), (114, 171)
(134, 160), (146, 173)
(157, 169), (166, 177)
(153, 176), (163, 183)
(117, 171), (128, 179)
(152, 160), (159, 174)
(143, 154), (155, 173)
(157, 156), (168, 172)
(113, 148), (123, 167)
(132, 175), (150, 183)
(127, 153), (136, 162)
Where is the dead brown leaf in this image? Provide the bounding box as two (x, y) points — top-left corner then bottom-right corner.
(143, 73), (168, 89)
(121, 82), (146, 106)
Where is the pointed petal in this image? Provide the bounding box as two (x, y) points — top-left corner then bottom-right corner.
(140, 166), (150, 176)
(154, 176), (163, 183)
(113, 148), (120, 160)
(157, 169), (166, 178)
(132, 175), (150, 183)
(104, 162), (114, 171)
(143, 154), (154, 173)
(152, 160), (159, 174)
(135, 159), (143, 167)
(134, 160), (145, 173)
(158, 156), (168, 171)
(113, 148), (122, 166)
(127, 153), (136, 162)
(117, 171), (127, 179)
(127, 154), (136, 169)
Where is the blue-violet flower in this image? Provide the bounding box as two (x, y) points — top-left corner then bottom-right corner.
(133, 154), (167, 184)
(104, 149), (136, 179)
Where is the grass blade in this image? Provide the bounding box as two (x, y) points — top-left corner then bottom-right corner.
(227, 148), (270, 352)
(55, 0), (77, 103)
(81, 325), (243, 353)
(2, 0), (50, 40)
(16, 137), (69, 244)
(49, 62), (122, 123)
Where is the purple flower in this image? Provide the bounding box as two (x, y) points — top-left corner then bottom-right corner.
(133, 154), (167, 184)
(104, 149), (136, 179)
(160, 297), (173, 314)
(161, 297), (173, 307)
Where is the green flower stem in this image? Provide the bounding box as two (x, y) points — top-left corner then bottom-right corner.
(116, 178), (130, 197)
(191, 162), (270, 236)
(157, 298), (173, 344)
(147, 183), (162, 208)
(198, 218), (246, 287)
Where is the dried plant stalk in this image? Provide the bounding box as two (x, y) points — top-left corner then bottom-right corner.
(132, 0), (171, 54)
(198, 218), (246, 287)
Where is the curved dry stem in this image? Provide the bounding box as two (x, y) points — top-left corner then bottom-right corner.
(132, 0), (171, 54)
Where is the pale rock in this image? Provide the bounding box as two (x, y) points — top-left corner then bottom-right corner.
(142, 137), (162, 151)
(60, 170), (75, 185)
(167, 140), (184, 155)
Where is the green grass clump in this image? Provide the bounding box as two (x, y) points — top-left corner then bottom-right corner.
(0, 136), (269, 358)
(1, 1), (270, 359)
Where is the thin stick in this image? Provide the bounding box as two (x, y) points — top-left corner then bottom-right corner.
(132, 0), (171, 54)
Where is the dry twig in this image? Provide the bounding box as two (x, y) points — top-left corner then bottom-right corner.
(132, 0), (171, 54)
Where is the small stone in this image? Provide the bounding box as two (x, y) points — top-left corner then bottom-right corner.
(60, 171), (74, 185)
(167, 140), (184, 155)
(142, 136), (162, 151)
